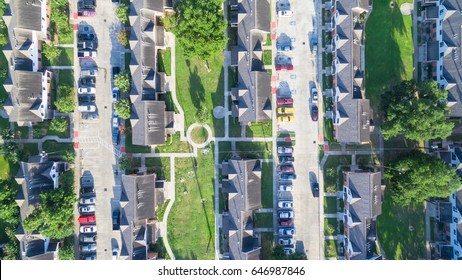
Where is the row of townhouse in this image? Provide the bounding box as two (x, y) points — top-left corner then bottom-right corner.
(2, 0), (53, 126)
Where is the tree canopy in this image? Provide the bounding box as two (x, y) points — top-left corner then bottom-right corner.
(114, 71), (131, 93)
(22, 171), (75, 239)
(381, 80), (454, 141)
(55, 86), (75, 113)
(116, 4), (129, 24)
(0, 179), (20, 260)
(114, 98), (131, 119)
(385, 151), (461, 205)
(50, 116), (69, 133)
(168, 0), (227, 60)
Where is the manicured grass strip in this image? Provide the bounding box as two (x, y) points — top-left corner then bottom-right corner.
(218, 141), (232, 163)
(323, 196), (337, 214)
(145, 157), (171, 181)
(246, 121), (272, 138)
(263, 50), (272, 65)
(324, 239), (338, 258)
(228, 116), (241, 137)
(261, 162), (273, 208)
(260, 232), (274, 259)
(235, 141), (272, 159)
(324, 218), (338, 236)
(254, 213), (273, 228)
(154, 132), (192, 153)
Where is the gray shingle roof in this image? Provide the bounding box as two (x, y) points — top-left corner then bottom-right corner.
(131, 100), (166, 145)
(222, 159), (262, 260)
(11, 0), (44, 32)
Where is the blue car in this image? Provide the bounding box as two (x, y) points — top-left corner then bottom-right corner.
(277, 44), (293, 52)
(112, 129), (119, 145)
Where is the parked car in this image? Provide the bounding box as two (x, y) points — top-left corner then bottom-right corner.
(78, 50), (97, 58)
(79, 243), (97, 253)
(312, 182), (319, 197)
(80, 197), (96, 204)
(311, 105), (318, 121)
(278, 146), (294, 154)
(279, 173), (296, 180)
(277, 98), (294, 105)
(80, 77), (96, 86)
(112, 210), (120, 230)
(112, 116), (119, 128)
(77, 41), (97, 50)
(278, 227), (296, 236)
(278, 201), (294, 208)
(82, 255), (97, 260)
(276, 44), (293, 52)
(112, 66), (120, 79)
(78, 104), (97, 113)
(277, 107), (295, 115)
(80, 234), (97, 243)
(279, 156), (294, 163)
(279, 211), (294, 219)
(78, 33), (96, 41)
(279, 219), (293, 226)
(279, 238), (294, 246)
(275, 63), (294, 71)
(112, 248), (118, 260)
(81, 112), (99, 120)
(279, 184), (294, 191)
(78, 0), (96, 10)
(79, 95), (95, 103)
(283, 247), (295, 255)
(112, 128), (120, 145)
(78, 215), (96, 224)
(311, 87), (318, 104)
(78, 87), (96, 94)
(79, 226), (97, 234)
(78, 205), (95, 213)
(80, 187), (95, 195)
(277, 10), (293, 17)
(310, 37), (318, 53)
(279, 164), (294, 173)
(112, 88), (119, 102)
(277, 115), (294, 122)
(81, 69), (98, 77)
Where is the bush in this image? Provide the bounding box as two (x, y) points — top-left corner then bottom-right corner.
(55, 96), (75, 113)
(42, 44), (62, 64)
(50, 117), (69, 133)
(117, 29), (128, 47)
(114, 71), (131, 93)
(114, 98), (131, 119)
(116, 4), (129, 24)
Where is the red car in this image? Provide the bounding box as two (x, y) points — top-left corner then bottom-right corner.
(78, 215), (96, 224)
(279, 219), (293, 226)
(277, 98), (294, 105)
(275, 64), (294, 71)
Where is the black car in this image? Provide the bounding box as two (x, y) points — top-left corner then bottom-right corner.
(311, 105), (318, 121)
(112, 66), (120, 79)
(312, 182), (319, 197)
(79, 95), (95, 103)
(80, 77), (96, 86)
(80, 187), (95, 195)
(78, 33), (96, 41)
(112, 210), (120, 230)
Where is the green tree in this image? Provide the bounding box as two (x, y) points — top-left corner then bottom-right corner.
(385, 151), (461, 205)
(114, 98), (131, 119)
(381, 80), (454, 141)
(168, 0), (227, 60)
(114, 71), (131, 93)
(0, 179), (19, 226)
(1, 128), (13, 140)
(271, 245), (307, 260)
(58, 236), (75, 260)
(117, 29), (128, 47)
(50, 116), (69, 133)
(43, 44), (62, 64)
(62, 150), (75, 163)
(55, 96), (75, 113)
(22, 171), (76, 239)
(116, 4), (129, 24)
(118, 155), (136, 170)
(1, 140), (19, 164)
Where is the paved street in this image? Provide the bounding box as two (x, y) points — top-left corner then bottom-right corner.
(71, 1), (123, 260)
(273, 0), (323, 259)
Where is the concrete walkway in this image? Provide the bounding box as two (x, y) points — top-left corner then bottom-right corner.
(45, 66), (75, 70)
(56, 44), (75, 48)
(15, 136), (73, 143)
(324, 214), (338, 218)
(255, 208), (275, 213)
(254, 228), (273, 233)
(159, 156), (176, 260)
(324, 236), (337, 240)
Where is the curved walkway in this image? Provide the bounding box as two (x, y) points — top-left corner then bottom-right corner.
(160, 156), (176, 260)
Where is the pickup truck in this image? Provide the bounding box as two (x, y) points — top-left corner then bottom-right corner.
(78, 50), (97, 58)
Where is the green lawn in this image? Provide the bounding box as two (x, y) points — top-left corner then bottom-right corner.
(154, 132), (192, 153)
(235, 142), (273, 159)
(323, 155), (351, 193)
(254, 213), (273, 228)
(324, 196), (337, 214)
(168, 147), (215, 260)
(33, 118), (70, 139)
(246, 121), (272, 137)
(19, 143), (39, 161)
(0, 155), (12, 180)
(43, 47), (74, 67)
(324, 218), (338, 236)
(156, 199), (171, 222)
(324, 239), (338, 259)
(365, 0), (414, 109)
(218, 141), (232, 163)
(42, 141), (74, 160)
(227, 66), (238, 91)
(14, 123), (29, 139)
(261, 162), (273, 208)
(229, 116), (241, 137)
(58, 24), (74, 44)
(58, 69), (74, 87)
(260, 232), (274, 259)
(175, 46), (224, 137)
(145, 157), (171, 181)
(190, 126), (208, 144)
(378, 188), (426, 259)
(158, 91), (179, 113)
(158, 48), (172, 76)
(263, 50), (272, 65)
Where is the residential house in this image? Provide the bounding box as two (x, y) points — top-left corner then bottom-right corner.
(118, 173), (165, 260)
(432, 145), (462, 260)
(2, 0), (53, 125)
(14, 154), (70, 260)
(329, 0), (373, 143)
(342, 171), (383, 260)
(229, 0), (272, 125)
(420, 0), (462, 117)
(222, 158), (262, 260)
(128, 0), (174, 146)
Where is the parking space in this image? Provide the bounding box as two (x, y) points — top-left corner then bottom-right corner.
(273, 0), (322, 259)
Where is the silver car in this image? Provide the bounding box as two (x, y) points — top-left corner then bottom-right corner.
(78, 205), (96, 213)
(79, 243), (96, 253)
(279, 211), (294, 219)
(79, 197), (96, 204)
(278, 227), (296, 236)
(278, 201), (294, 208)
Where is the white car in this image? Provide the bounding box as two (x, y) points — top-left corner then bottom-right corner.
(78, 104), (97, 112)
(311, 87), (318, 104)
(80, 225), (97, 233)
(279, 211), (294, 219)
(78, 87), (96, 94)
(112, 87), (119, 102)
(283, 248), (295, 255)
(112, 116), (119, 128)
(278, 201), (294, 208)
(278, 227), (296, 236)
(112, 248), (118, 260)
(81, 69), (98, 77)
(277, 146), (293, 154)
(79, 243), (97, 253)
(79, 205), (95, 213)
(278, 10), (293, 17)
(279, 185), (294, 191)
(279, 238), (294, 246)
(80, 197), (96, 204)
